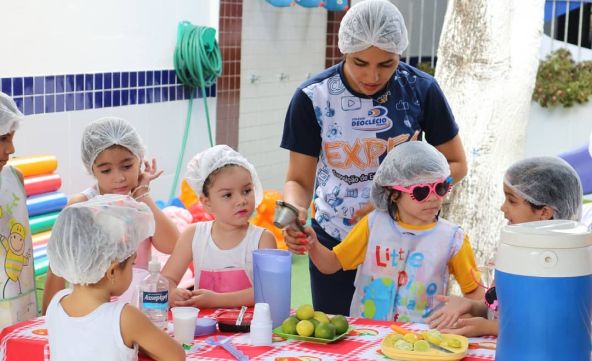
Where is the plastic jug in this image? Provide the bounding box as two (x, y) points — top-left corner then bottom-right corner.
(253, 249), (291, 328)
(495, 220), (592, 361)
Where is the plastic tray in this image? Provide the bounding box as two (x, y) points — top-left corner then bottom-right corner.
(273, 326), (352, 344)
(380, 333), (469, 361)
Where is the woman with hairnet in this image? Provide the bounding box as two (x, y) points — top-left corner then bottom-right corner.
(284, 141), (482, 322)
(0, 92), (37, 329)
(280, 0), (467, 315)
(428, 156), (583, 337)
(42, 117), (179, 314)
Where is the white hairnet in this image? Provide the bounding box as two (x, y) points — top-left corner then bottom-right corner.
(0, 92), (23, 135)
(185, 144), (263, 206)
(372, 141), (450, 210)
(81, 117), (145, 173)
(48, 195), (155, 285)
(338, 0), (409, 55)
(504, 157), (582, 221)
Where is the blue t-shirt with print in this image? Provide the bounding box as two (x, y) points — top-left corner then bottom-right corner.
(280, 61), (458, 241)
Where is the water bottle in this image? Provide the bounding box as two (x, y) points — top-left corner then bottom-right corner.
(140, 257), (169, 329)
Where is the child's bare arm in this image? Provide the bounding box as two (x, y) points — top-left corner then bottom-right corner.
(175, 288), (255, 308)
(161, 225), (195, 289)
(41, 267), (66, 315)
(306, 227), (342, 274)
(258, 229), (277, 249)
(121, 304), (185, 361)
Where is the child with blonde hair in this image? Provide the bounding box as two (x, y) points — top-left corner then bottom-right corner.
(285, 141), (483, 322)
(42, 117), (179, 313)
(162, 145), (276, 308)
(46, 195), (184, 361)
(0, 92), (36, 329)
(427, 156), (583, 336)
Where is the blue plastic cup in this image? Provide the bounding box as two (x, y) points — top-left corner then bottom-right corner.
(253, 249), (291, 328)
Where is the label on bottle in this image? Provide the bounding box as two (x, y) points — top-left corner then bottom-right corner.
(142, 291), (169, 310)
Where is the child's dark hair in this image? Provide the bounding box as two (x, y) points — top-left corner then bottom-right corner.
(202, 164), (240, 197)
(527, 201), (547, 214)
(386, 188), (401, 221)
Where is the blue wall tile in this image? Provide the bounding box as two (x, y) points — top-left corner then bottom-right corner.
(24, 96), (34, 115)
(13, 78), (23, 96)
(85, 74), (93, 91)
(104, 73), (112, 89)
(75, 74), (84, 92)
(103, 91), (112, 107)
(94, 92), (103, 109)
(113, 72), (121, 89)
(65, 75), (75, 92)
(45, 76), (55, 94)
(34, 96), (44, 114)
(65, 93), (75, 111)
(1, 69), (214, 115)
(45, 95), (55, 113)
(24, 77), (34, 96)
(1, 78), (11, 95)
(55, 94), (65, 112)
(55, 75), (65, 93)
(34, 77), (44, 95)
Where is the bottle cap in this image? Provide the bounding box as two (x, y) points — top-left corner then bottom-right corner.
(148, 256), (161, 273)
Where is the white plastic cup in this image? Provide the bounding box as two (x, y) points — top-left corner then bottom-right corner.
(250, 302), (272, 346)
(253, 303), (272, 323)
(171, 307), (200, 344)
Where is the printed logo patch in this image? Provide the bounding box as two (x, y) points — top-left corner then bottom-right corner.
(351, 106), (393, 132)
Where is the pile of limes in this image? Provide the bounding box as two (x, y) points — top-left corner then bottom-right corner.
(280, 304), (349, 340)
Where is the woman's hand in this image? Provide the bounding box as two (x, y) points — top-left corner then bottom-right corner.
(283, 224), (317, 255)
(427, 294), (474, 330)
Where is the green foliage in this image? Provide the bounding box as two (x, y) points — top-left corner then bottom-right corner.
(417, 62), (435, 76)
(532, 48), (592, 108)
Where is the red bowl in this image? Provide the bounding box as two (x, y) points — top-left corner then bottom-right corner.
(216, 309), (253, 332)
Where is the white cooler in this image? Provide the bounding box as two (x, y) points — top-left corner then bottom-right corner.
(495, 220), (592, 360)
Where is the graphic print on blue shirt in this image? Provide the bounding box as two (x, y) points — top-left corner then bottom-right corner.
(281, 62), (458, 240)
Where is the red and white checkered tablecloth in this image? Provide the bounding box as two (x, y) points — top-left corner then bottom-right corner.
(0, 313), (496, 361)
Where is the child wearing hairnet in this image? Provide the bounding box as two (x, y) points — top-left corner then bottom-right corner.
(0, 92), (37, 329)
(161, 145), (277, 308)
(285, 141), (482, 322)
(45, 195), (184, 361)
(281, 0), (467, 316)
(42, 117), (179, 314)
(427, 156), (583, 336)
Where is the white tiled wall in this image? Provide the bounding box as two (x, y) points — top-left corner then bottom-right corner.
(0, 0), (219, 201)
(239, 0), (328, 191)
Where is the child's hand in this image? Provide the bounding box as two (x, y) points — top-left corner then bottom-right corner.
(284, 225), (317, 255)
(440, 317), (498, 337)
(427, 295), (474, 330)
(170, 287), (192, 307)
(137, 159), (163, 188)
(174, 289), (218, 308)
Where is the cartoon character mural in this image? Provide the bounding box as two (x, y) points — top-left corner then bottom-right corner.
(1, 221), (31, 297)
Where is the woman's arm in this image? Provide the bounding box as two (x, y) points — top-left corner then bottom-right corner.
(283, 151), (318, 222)
(435, 134), (467, 184)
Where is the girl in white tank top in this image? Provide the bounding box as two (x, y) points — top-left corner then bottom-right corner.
(161, 145), (277, 309)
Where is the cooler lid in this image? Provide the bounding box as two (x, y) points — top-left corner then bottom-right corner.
(501, 220), (592, 249)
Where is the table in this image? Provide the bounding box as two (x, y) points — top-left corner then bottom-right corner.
(0, 310), (497, 361)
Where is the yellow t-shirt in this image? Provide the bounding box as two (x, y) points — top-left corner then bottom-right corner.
(333, 215), (480, 295)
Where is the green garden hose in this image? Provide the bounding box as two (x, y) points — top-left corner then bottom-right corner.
(169, 21), (222, 200)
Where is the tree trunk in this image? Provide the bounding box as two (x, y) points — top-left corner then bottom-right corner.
(436, 0), (545, 264)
